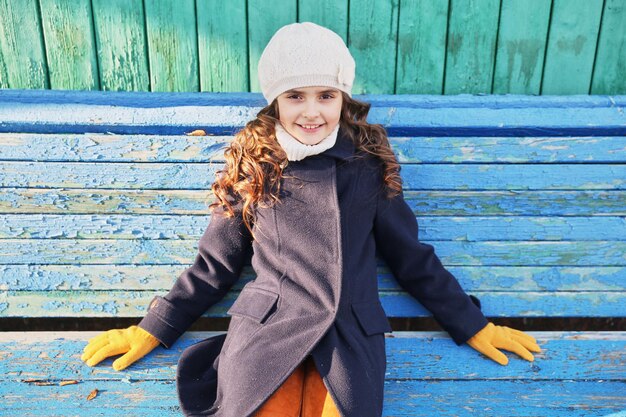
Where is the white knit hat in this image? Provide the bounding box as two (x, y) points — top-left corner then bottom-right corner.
(258, 22), (356, 104)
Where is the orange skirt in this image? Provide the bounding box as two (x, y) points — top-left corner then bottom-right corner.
(253, 355), (341, 417)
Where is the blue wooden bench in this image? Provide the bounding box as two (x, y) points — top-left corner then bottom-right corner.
(1, 90), (625, 416)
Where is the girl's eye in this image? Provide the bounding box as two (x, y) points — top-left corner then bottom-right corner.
(286, 94), (335, 100)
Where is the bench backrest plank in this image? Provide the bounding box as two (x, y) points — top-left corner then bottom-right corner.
(1, 91), (624, 319)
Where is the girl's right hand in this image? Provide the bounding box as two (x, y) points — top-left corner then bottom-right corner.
(81, 325), (160, 371)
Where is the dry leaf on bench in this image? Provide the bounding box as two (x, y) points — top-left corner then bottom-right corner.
(187, 129), (207, 136)
(87, 389), (98, 400)
(59, 380), (79, 386)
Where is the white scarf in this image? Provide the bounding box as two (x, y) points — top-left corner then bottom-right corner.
(275, 122), (339, 161)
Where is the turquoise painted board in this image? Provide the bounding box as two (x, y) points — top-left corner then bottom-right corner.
(247, 0), (296, 93)
(298, 0), (348, 39)
(197, 0), (248, 92)
(492, 0), (551, 94)
(143, 0), (198, 92)
(0, 0), (48, 89)
(91, 0), (150, 91)
(542, 0), (604, 94)
(349, 0), (399, 94)
(396, 0), (449, 94)
(444, 0), (500, 94)
(38, 0), (99, 90)
(1, 1), (626, 94)
(591, 0), (626, 94)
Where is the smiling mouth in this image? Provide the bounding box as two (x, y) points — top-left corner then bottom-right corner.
(298, 124), (324, 131)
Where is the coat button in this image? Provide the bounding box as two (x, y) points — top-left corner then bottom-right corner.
(150, 299), (159, 309)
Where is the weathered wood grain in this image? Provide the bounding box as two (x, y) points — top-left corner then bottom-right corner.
(0, 332), (624, 416)
(492, 0), (551, 94)
(298, 0), (348, 41)
(396, 0), (448, 94)
(1, 91), (624, 136)
(38, 0), (99, 90)
(0, 0), (48, 89)
(1, 290), (624, 318)
(591, 0), (626, 94)
(2, 239), (624, 266)
(2, 189), (623, 216)
(143, 0), (198, 92)
(91, 0), (150, 92)
(444, 0), (500, 94)
(196, 0), (248, 92)
(2, 264), (624, 292)
(2, 214), (624, 241)
(246, 0), (296, 93)
(1, 380), (624, 417)
(542, 0), (603, 94)
(1, 0), (625, 94)
(348, 0), (399, 94)
(3, 133), (625, 163)
(2, 161), (623, 190)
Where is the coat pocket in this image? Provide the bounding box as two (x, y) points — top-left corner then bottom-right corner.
(227, 285), (279, 324)
(223, 286), (279, 356)
(351, 300), (393, 336)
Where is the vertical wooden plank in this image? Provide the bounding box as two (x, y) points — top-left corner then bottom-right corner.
(38, 0), (99, 90)
(197, 0), (248, 92)
(91, 0), (150, 91)
(248, 0), (297, 94)
(492, 0), (551, 94)
(542, 0), (603, 94)
(0, 0), (48, 89)
(144, 0), (198, 92)
(591, 0), (626, 94)
(298, 0), (349, 39)
(396, 0), (449, 94)
(444, 0), (500, 94)
(349, 0), (400, 94)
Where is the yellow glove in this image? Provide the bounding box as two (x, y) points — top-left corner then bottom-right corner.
(81, 325), (160, 371)
(467, 323), (541, 365)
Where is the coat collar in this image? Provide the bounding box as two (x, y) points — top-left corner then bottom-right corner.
(320, 126), (356, 161)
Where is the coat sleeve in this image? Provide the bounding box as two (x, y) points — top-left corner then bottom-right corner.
(138, 204), (253, 348)
(373, 187), (488, 345)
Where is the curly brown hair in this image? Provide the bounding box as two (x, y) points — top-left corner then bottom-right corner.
(210, 92), (402, 237)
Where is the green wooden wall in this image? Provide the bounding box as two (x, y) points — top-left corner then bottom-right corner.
(0, 0), (624, 94)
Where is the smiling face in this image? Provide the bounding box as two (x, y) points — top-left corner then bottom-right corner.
(276, 86), (343, 145)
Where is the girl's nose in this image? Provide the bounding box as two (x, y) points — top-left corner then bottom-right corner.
(302, 103), (321, 119)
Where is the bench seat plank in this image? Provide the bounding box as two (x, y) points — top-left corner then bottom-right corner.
(2, 381), (625, 417)
(1, 332), (624, 417)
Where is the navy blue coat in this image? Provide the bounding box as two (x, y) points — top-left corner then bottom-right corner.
(139, 127), (488, 416)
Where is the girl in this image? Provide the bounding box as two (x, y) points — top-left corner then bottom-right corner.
(81, 22), (541, 417)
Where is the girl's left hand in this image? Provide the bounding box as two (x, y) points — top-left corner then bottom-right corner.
(467, 323), (541, 365)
